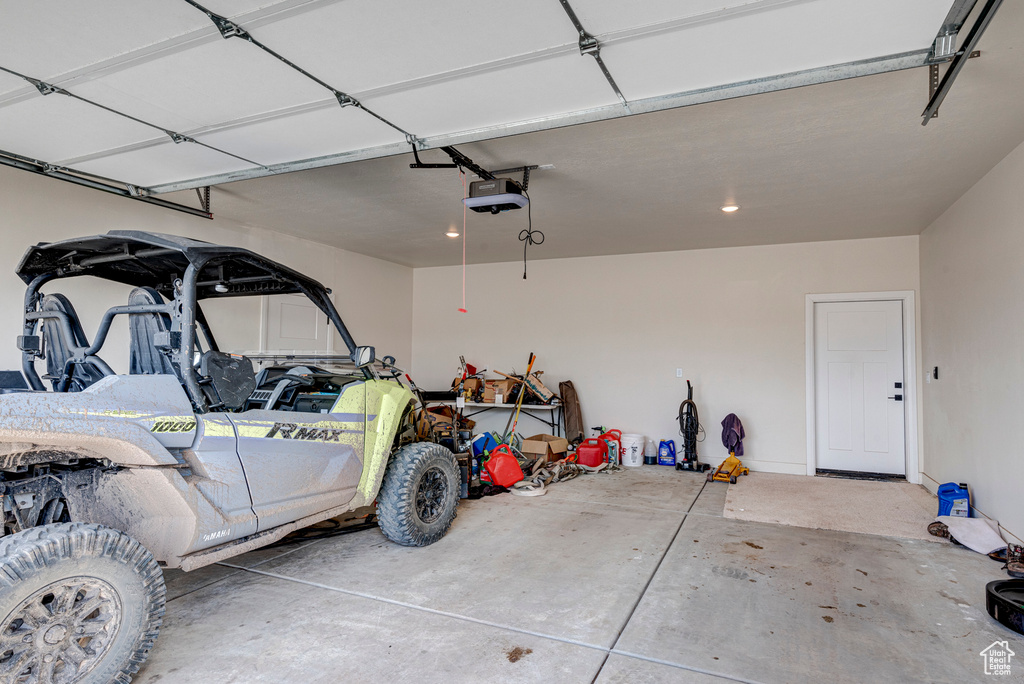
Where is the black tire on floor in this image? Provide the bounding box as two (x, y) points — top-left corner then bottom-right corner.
(377, 442), (460, 547)
(730, 475), (737, 484)
(0, 522), (166, 684)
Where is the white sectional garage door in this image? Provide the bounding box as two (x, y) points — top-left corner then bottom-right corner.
(0, 0), (960, 193)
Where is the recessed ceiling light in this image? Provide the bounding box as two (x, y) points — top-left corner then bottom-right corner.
(721, 205), (739, 213)
(445, 229), (460, 238)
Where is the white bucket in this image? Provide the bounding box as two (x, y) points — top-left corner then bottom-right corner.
(621, 434), (645, 467)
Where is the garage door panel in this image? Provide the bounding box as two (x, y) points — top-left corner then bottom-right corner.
(0, 71), (28, 99)
(0, 0), (209, 80)
(0, 95), (158, 163)
(73, 141), (255, 187)
(70, 79), (207, 137)
(188, 0), (302, 20)
(602, 0), (951, 101)
(251, 0), (575, 95)
(85, 39), (328, 129)
(567, 0), (777, 35)
(197, 105), (406, 167)
(363, 53), (618, 139)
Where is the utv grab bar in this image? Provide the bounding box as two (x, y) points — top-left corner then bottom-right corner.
(27, 304), (173, 358)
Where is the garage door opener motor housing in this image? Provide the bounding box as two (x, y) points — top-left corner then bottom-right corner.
(463, 178), (529, 214)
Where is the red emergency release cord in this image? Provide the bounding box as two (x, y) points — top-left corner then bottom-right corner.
(459, 170), (468, 313)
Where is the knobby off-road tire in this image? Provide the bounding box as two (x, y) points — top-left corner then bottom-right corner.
(0, 523), (166, 684)
(377, 443), (460, 547)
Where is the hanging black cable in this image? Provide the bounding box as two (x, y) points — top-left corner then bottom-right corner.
(0, 65), (265, 170)
(518, 191), (544, 280)
(182, 0), (416, 141)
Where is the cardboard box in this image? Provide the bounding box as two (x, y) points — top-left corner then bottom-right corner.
(425, 409), (452, 430)
(489, 379), (515, 404)
(520, 433), (570, 462)
(524, 373), (555, 403)
(426, 406), (475, 431)
(482, 380), (497, 403)
(462, 378), (483, 401)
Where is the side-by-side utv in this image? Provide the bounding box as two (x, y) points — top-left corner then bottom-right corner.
(0, 231), (460, 683)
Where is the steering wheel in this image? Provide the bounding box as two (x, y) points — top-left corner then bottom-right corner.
(263, 367), (316, 411)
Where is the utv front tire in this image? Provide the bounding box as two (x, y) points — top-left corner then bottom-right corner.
(0, 523), (166, 684)
(377, 443), (460, 547)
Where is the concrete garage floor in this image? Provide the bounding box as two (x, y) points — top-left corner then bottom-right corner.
(136, 468), (1014, 683)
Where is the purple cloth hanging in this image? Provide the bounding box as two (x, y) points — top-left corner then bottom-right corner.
(721, 413), (745, 457)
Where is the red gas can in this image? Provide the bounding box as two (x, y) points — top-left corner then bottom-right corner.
(483, 445), (525, 487)
(575, 438), (608, 467)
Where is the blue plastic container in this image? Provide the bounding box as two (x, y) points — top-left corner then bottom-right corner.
(937, 482), (971, 517)
(658, 440), (676, 466)
(471, 432), (499, 458)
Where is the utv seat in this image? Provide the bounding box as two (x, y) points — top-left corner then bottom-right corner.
(128, 287), (177, 377)
(39, 293), (106, 391)
(199, 351), (256, 412)
(0, 370), (30, 395)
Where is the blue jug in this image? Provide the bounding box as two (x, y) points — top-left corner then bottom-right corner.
(658, 440), (676, 466)
(937, 482), (970, 517)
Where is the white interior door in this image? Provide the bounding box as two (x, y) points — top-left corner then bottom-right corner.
(261, 294), (332, 353)
(814, 300), (905, 475)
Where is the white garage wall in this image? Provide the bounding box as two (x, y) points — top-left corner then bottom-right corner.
(412, 236), (920, 475)
(920, 138), (1024, 543)
(0, 165), (413, 375)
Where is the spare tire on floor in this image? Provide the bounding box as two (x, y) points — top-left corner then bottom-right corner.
(0, 522), (166, 683)
(987, 579), (1024, 635)
(377, 442), (460, 547)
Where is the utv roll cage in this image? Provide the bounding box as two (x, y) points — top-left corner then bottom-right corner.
(15, 230), (367, 412)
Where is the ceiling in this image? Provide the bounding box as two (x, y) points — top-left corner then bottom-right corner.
(2, 1), (1020, 268)
(160, 0), (1024, 268)
(1, 0), (953, 191)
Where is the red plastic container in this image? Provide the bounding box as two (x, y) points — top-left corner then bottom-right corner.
(483, 445), (525, 487)
(575, 438), (608, 467)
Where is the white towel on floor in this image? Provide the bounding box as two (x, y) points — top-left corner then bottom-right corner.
(936, 516), (1007, 554)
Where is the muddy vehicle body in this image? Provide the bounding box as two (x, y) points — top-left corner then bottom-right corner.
(0, 231), (459, 682)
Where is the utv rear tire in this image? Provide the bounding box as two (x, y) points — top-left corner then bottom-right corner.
(377, 443), (460, 547)
(0, 523), (165, 684)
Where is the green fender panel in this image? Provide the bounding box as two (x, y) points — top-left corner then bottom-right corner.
(355, 380), (414, 505)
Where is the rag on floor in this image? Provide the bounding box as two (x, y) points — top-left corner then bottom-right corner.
(721, 413), (745, 457)
(936, 515), (1007, 554)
